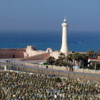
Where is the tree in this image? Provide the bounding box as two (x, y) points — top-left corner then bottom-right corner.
(55, 54), (68, 66)
(67, 54), (73, 62)
(73, 53), (82, 62)
(59, 53), (65, 57)
(80, 54), (88, 68)
(70, 52), (82, 66)
(67, 53), (88, 67)
(96, 64), (100, 70)
(98, 49), (100, 56)
(55, 77), (62, 82)
(86, 50), (96, 58)
(46, 56), (55, 65)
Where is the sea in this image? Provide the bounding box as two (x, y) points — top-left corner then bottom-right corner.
(0, 31), (100, 52)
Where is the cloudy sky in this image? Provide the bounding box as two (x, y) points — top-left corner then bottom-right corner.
(0, 0), (100, 32)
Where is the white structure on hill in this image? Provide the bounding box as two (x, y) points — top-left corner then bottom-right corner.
(24, 46), (60, 59)
(23, 18), (70, 60)
(60, 18), (69, 55)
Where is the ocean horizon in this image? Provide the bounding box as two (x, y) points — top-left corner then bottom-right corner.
(0, 31), (100, 52)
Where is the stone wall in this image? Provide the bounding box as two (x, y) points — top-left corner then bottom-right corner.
(24, 46), (60, 59)
(38, 65), (100, 74)
(0, 46), (60, 59)
(50, 51), (60, 59)
(0, 48), (25, 58)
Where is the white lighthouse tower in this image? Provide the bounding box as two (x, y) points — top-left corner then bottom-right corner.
(60, 18), (69, 55)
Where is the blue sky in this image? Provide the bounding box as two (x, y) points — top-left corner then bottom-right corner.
(0, 0), (100, 32)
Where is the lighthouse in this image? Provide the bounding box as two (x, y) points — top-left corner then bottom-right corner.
(60, 18), (69, 55)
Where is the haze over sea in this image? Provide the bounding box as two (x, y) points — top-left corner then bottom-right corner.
(0, 31), (100, 52)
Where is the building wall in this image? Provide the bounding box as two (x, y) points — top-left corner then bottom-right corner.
(0, 46), (60, 59)
(50, 51), (60, 59)
(24, 46), (46, 58)
(0, 49), (25, 58)
(24, 46), (60, 59)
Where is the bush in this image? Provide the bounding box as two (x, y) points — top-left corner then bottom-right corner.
(55, 77), (62, 82)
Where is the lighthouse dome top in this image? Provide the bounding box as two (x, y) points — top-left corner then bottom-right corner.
(62, 18), (68, 26)
(63, 18), (67, 23)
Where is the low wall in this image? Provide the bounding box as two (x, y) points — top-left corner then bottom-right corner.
(74, 68), (100, 74)
(38, 65), (100, 74)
